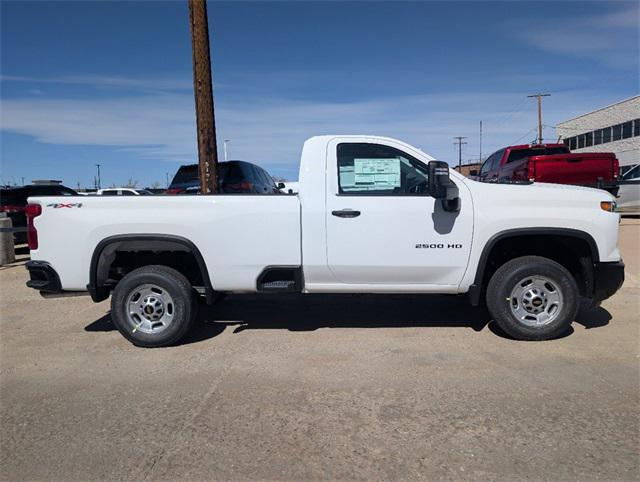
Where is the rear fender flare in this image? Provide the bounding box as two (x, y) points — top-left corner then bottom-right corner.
(88, 234), (213, 303)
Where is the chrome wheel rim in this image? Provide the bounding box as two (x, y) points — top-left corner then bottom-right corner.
(125, 284), (174, 334)
(509, 275), (563, 327)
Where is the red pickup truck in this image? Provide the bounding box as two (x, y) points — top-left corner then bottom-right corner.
(474, 144), (619, 194)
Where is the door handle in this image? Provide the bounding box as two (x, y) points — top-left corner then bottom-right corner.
(332, 209), (361, 218)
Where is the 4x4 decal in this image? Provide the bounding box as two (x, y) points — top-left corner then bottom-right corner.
(46, 203), (83, 208)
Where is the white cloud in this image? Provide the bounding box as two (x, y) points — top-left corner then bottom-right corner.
(517, 4), (638, 68)
(0, 74), (192, 92)
(0, 88), (629, 171)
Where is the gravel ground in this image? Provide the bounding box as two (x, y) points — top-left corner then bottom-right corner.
(1, 220), (638, 481)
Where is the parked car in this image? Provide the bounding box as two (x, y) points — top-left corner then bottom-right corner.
(24, 135), (623, 347)
(0, 184), (77, 243)
(97, 188), (154, 196)
(475, 144), (619, 194)
(616, 164), (640, 214)
(166, 161), (280, 194)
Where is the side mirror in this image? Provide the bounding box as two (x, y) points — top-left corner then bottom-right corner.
(428, 161), (460, 212)
(277, 182), (286, 189)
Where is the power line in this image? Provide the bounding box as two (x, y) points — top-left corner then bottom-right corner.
(510, 127), (537, 145)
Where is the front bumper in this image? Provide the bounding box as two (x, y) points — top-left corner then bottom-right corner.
(25, 261), (62, 293)
(592, 260), (625, 302)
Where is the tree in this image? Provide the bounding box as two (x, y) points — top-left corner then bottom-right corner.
(122, 178), (138, 188)
(150, 181), (161, 189)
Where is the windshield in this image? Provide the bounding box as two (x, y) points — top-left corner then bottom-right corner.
(623, 164), (640, 180)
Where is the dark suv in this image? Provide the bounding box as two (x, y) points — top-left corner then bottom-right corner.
(0, 184), (77, 243)
(166, 160), (279, 195)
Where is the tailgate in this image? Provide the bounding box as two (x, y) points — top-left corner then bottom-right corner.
(531, 153), (617, 184)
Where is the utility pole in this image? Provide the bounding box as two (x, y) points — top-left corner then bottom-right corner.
(223, 139), (230, 161)
(453, 136), (468, 170)
(21, 177), (25, 186)
(479, 121), (483, 163)
(527, 93), (550, 144)
(95, 164), (101, 189)
(165, 172), (170, 188)
(188, 0), (218, 194)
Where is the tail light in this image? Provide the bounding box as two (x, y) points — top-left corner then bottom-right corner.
(528, 162), (536, 182)
(0, 204), (25, 213)
(240, 181), (254, 191)
(165, 188), (182, 195)
(612, 157), (620, 180)
(25, 204), (42, 250)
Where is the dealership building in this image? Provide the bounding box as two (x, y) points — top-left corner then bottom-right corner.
(557, 96), (639, 173)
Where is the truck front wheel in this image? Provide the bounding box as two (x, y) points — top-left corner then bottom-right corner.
(110, 265), (196, 347)
(486, 256), (579, 341)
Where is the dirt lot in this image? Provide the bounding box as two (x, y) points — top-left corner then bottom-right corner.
(1, 220), (639, 481)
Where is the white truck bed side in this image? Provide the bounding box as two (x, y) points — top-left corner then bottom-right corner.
(29, 195), (301, 291)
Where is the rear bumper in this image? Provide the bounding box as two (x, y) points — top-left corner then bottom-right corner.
(592, 260), (625, 302)
(25, 261), (62, 293)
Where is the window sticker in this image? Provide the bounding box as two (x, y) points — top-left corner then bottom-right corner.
(339, 165), (356, 188)
(348, 158), (401, 191)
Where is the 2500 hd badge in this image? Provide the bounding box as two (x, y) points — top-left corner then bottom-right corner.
(415, 243), (463, 249)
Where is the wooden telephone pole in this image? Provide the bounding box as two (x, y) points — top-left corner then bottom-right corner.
(453, 136), (467, 170)
(527, 93), (550, 145)
(188, 0), (218, 194)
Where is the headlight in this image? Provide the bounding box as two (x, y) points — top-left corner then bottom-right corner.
(600, 201), (616, 212)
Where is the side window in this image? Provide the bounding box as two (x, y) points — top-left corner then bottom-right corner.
(480, 153), (496, 175)
(337, 143), (429, 195)
(256, 167), (272, 191)
(483, 149), (504, 172)
(495, 150), (505, 169)
(102, 190), (118, 196)
(121, 190), (135, 196)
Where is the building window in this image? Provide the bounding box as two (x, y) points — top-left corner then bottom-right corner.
(612, 124), (622, 141)
(602, 126), (612, 143)
(577, 134), (586, 148)
(569, 136), (577, 150)
(594, 129), (603, 145)
(634, 119), (640, 137)
(585, 132), (593, 147)
(622, 121), (633, 139)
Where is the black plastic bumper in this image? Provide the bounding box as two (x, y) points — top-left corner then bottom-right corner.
(593, 260), (625, 302)
(25, 261), (62, 293)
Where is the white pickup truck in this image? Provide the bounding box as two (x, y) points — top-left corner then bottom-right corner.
(25, 136), (624, 347)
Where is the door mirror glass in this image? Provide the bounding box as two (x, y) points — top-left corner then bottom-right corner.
(277, 182), (286, 189)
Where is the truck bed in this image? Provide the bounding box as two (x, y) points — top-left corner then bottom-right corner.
(529, 152), (618, 186)
(28, 195), (302, 291)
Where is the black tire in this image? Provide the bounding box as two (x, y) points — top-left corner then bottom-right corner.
(486, 256), (579, 341)
(110, 265), (196, 347)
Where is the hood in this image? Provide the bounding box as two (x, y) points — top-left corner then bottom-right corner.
(460, 177), (615, 202)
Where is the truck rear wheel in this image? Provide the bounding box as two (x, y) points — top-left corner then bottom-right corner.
(486, 256), (579, 341)
(110, 265), (196, 347)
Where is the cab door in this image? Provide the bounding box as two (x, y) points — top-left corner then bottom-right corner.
(324, 138), (473, 288)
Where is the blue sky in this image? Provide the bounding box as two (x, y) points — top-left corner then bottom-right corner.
(1, 0), (638, 187)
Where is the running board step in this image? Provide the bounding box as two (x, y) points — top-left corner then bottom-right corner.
(260, 280), (296, 290)
(256, 267), (302, 292)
